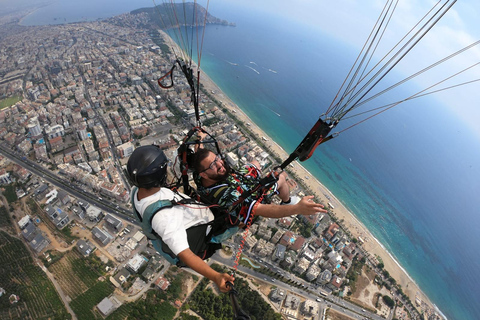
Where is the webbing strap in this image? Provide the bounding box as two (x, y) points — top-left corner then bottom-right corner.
(231, 196), (262, 279)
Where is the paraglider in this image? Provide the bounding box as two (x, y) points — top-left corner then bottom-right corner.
(144, 0), (479, 318)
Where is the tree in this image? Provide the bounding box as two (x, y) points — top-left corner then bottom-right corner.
(382, 295), (395, 308)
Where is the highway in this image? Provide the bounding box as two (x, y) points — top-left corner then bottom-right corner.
(212, 248), (386, 320)
(0, 143), (138, 225)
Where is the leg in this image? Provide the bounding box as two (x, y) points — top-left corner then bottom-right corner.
(276, 172), (291, 202)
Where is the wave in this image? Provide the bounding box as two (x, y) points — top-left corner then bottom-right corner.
(261, 66), (278, 74)
(267, 107), (280, 117)
(245, 65), (260, 74)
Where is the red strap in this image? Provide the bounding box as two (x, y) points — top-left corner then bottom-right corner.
(231, 195), (262, 278)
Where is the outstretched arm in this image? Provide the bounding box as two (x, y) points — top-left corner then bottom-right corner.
(255, 195), (327, 218)
(177, 248), (234, 292)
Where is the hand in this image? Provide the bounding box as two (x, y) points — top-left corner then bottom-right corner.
(195, 131), (208, 151)
(295, 196), (327, 215)
(214, 272), (235, 293)
(197, 131), (207, 141)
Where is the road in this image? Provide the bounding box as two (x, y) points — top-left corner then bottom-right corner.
(212, 251), (385, 320)
(0, 143), (138, 224)
(78, 61), (131, 194)
(37, 261), (78, 320)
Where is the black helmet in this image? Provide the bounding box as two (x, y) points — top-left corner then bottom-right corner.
(127, 145), (168, 188)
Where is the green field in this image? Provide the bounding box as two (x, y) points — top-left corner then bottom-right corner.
(47, 250), (103, 299)
(0, 96), (22, 109)
(0, 231), (71, 320)
(70, 281), (115, 320)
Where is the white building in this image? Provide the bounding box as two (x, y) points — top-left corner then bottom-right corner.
(225, 152), (239, 168)
(92, 227), (113, 246)
(293, 257), (310, 275)
(317, 269), (333, 285)
(133, 231), (145, 242)
(27, 117), (42, 137)
(0, 169), (12, 185)
(45, 189), (58, 204)
(86, 206), (103, 222)
(45, 124), (65, 139)
(77, 127), (88, 141)
(97, 296), (122, 316)
(301, 300), (319, 317)
(126, 254), (146, 273)
(18, 215), (31, 229)
(305, 264), (321, 282)
(117, 141), (134, 158)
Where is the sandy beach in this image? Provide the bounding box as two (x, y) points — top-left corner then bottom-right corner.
(200, 65), (433, 310)
(160, 30), (433, 311)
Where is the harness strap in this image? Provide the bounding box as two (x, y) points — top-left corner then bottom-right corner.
(131, 187), (237, 266)
(212, 185), (229, 199)
(229, 173), (278, 209)
(231, 196), (262, 279)
(157, 64), (176, 89)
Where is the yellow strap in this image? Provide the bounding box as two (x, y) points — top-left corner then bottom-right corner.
(212, 186), (228, 199)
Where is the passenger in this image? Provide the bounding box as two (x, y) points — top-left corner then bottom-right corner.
(193, 148), (327, 224)
(126, 145), (234, 292)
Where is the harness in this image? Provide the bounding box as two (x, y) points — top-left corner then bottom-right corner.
(130, 187), (238, 267)
(196, 164), (278, 221)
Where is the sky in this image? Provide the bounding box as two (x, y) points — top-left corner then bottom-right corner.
(205, 0), (480, 140)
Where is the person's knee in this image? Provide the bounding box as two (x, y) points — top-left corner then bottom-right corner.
(251, 160), (261, 170)
(277, 172), (289, 188)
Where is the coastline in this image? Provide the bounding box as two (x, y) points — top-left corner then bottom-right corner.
(169, 45), (436, 314)
(17, 6), (45, 26)
(166, 29), (437, 314)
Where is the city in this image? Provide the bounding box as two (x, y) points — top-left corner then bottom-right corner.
(0, 9), (440, 320)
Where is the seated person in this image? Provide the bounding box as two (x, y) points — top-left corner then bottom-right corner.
(193, 148), (327, 224)
(127, 145), (234, 292)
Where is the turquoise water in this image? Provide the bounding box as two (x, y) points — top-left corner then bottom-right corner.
(20, 2), (480, 320)
(195, 7), (480, 320)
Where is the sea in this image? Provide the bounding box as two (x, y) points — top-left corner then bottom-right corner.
(19, 1), (480, 320)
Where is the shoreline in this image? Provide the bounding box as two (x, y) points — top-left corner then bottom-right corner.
(183, 48), (436, 314)
(153, 29), (436, 316)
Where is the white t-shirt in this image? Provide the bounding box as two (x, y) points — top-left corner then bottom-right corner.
(134, 188), (215, 256)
